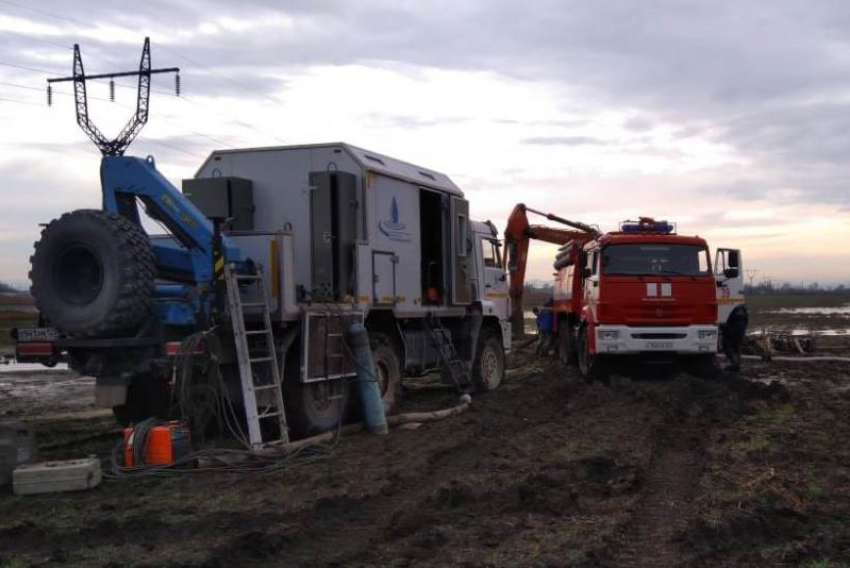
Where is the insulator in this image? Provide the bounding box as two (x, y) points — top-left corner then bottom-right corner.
(46, 84), (52, 107)
(175, 73), (181, 97)
(109, 79), (115, 102)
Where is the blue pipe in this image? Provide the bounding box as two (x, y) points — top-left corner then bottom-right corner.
(346, 323), (388, 435)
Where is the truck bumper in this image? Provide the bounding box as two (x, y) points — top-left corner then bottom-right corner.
(594, 324), (718, 355)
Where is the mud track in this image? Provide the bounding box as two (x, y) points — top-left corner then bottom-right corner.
(613, 423), (704, 567)
(1, 355), (849, 567)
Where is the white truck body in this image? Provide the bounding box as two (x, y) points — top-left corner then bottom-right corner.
(189, 143), (510, 383)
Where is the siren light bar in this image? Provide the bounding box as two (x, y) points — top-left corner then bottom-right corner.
(619, 217), (676, 234)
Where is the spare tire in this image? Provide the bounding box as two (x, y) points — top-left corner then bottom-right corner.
(30, 209), (155, 337)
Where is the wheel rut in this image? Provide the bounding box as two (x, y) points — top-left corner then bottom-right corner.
(612, 427), (704, 568)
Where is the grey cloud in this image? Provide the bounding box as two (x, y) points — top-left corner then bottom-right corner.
(362, 114), (471, 130)
(523, 136), (608, 146)
(623, 117), (653, 132)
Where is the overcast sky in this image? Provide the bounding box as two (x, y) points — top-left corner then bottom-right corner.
(1, 0), (849, 287)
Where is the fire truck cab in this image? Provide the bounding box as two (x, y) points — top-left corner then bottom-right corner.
(553, 218), (744, 379)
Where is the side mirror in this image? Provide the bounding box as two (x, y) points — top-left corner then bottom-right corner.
(723, 267), (738, 279)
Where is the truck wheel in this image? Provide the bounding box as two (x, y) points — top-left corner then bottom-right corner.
(282, 343), (347, 437)
(30, 210), (155, 338)
(473, 330), (505, 392)
(557, 317), (576, 365)
(287, 379), (348, 437)
(370, 333), (402, 413)
(577, 325), (608, 382)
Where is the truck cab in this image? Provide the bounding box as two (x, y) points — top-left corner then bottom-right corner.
(471, 221), (511, 339)
(554, 218), (744, 379)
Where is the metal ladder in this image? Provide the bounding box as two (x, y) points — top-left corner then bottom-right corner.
(224, 263), (289, 449)
(425, 315), (472, 391)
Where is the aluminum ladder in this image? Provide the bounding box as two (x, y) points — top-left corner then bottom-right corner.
(425, 315), (472, 391)
(225, 263), (289, 449)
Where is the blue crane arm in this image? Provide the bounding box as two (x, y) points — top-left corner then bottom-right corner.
(100, 155), (241, 284)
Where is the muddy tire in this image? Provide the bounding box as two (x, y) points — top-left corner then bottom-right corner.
(30, 210), (155, 338)
(282, 343), (348, 437)
(577, 325), (608, 382)
(112, 376), (171, 426)
(287, 379), (348, 437)
(370, 333), (402, 414)
(557, 317), (576, 365)
(473, 330), (505, 392)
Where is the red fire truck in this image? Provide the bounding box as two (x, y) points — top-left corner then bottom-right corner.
(505, 206), (745, 380)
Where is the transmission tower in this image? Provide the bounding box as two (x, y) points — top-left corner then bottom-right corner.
(46, 37), (180, 156)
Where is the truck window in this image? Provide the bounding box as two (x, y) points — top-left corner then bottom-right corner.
(602, 244), (711, 276)
(482, 239), (502, 268)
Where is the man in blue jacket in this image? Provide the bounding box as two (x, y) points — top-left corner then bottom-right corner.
(535, 304), (554, 356)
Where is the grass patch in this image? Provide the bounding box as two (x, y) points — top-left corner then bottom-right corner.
(750, 403), (795, 428)
(731, 433), (772, 455)
(801, 559), (850, 568)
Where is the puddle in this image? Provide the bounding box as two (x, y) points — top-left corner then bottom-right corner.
(767, 305), (850, 316)
(749, 328), (850, 337)
(0, 361), (69, 373)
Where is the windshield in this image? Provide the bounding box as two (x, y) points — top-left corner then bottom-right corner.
(601, 243), (710, 276)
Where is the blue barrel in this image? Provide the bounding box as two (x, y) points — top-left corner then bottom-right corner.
(346, 323), (389, 435)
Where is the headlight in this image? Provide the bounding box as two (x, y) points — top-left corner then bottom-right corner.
(599, 330), (620, 340)
(698, 330), (717, 340)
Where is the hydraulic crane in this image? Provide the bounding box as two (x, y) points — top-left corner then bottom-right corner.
(503, 204), (598, 337)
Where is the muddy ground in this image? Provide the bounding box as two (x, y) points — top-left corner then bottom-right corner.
(1, 350), (849, 567)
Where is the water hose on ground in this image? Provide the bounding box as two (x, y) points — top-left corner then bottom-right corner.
(259, 394), (473, 456)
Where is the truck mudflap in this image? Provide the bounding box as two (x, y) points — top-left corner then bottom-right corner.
(593, 324), (718, 355)
(12, 327), (62, 367)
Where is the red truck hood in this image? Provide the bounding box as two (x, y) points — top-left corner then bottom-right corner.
(597, 276), (717, 326)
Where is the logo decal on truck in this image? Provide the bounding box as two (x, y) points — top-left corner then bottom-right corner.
(379, 196), (412, 242)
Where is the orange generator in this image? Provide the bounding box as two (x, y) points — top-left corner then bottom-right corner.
(123, 421), (191, 467)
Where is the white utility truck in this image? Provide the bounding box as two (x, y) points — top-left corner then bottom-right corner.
(186, 143), (511, 435)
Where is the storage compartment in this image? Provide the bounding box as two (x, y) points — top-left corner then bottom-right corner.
(309, 171), (358, 301)
(182, 177), (254, 231)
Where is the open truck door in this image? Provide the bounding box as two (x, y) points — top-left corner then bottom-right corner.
(451, 197), (472, 305)
(714, 248), (745, 323)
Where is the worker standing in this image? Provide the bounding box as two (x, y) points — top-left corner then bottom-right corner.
(721, 305), (748, 372)
(535, 304), (554, 356)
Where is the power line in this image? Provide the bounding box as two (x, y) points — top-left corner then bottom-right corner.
(0, 0), (88, 27)
(1, 45), (286, 145)
(158, 45), (283, 105)
(1, 1), (283, 106)
(0, 61), (58, 74)
(0, 78), (235, 150)
(1, 29), (74, 51)
(0, 95), (43, 106)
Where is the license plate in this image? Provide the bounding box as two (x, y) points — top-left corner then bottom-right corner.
(644, 341), (674, 350)
(16, 327), (60, 342)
